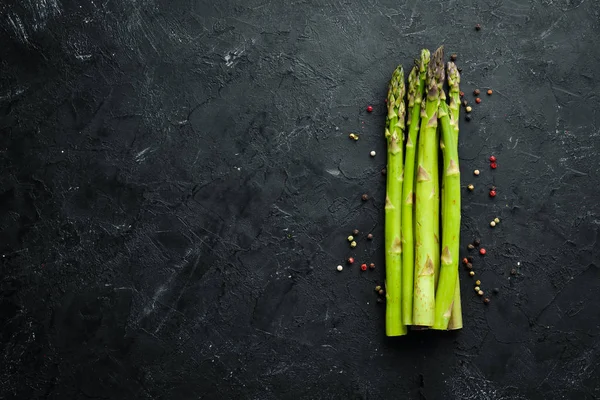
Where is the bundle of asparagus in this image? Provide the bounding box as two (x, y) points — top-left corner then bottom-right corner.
(384, 46), (462, 335)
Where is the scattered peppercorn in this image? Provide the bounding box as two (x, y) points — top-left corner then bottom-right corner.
(479, 248), (486, 255)
(370, 150), (376, 157)
(466, 106), (473, 113)
(381, 168), (387, 175)
(347, 257), (355, 264)
(473, 238), (481, 246)
(450, 54), (457, 61)
(473, 169), (480, 176)
(347, 235), (354, 242)
(349, 133), (356, 140)
(462, 257), (469, 265)
(360, 263), (368, 271)
(465, 114), (472, 122)
(467, 256), (474, 263)
(474, 286), (480, 292)
(475, 97), (481, 104)
(462, 99), (468, 107)
(474, 89), (481, 96)
(337, 265), (343, 271)
(353, 229), (359, 236)
(484, 297), (490, 304)
(367, 105), (373, 113)
(466, 262), (473, 269)
(493, 287), (500, 294)
(467, 243), (475, 250)
(367, 233), (373, 240)
(459, 91), (465, 98)
(510, 268), (517, 275)
(350, 241), (357, 248)
(489, 155), (496, 162)
(378, 289), (384, 295)
(469, 271), (475, 277)
(490, 221), (496, 227)
(478, 290), (484, 296)
(489, 189), (497, 197)
(475, 280), (481, 285)
(369, 263), (375, 270)
(353, 135), (359, 141)
(362, 194), (369, 201)
(494, 217), (500, 223)
(467, 184), (475, 191)
(490, 162), (497, 169)
(475, 24), (481, 31)
(487, 89), (493, 95)
(375, 285), (382, 292)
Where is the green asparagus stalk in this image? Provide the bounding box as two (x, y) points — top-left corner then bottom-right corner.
(433, 97), (461, 330)
(413, 46), (444, 327)
(385, 65), (407, 336)
(401, 49), (430, 326)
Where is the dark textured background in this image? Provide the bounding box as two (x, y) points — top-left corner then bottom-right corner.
(1, 0), (599, 399)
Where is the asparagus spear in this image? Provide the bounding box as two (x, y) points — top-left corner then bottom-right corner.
(413, 46), (444, 327)
(446, 61), (463, 330)
(401, 49), (430, 326)
(433, 97), (461, 330)
(384, 65), (407, 337)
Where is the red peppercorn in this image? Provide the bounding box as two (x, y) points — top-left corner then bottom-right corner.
(366, 106), (373, 113)
(347, 257), (355, 264)
(475, 24), (481, 31)
(462, 257), (468, 265)
(479, 248), (486, 255)
(489, 189), (497, 197)
(475, 97), (481, 104)
(360, 263), (368, 271)
(459, 91), (465, 98)
(490, 162), (497, 169)
(489, 155), (496, 162)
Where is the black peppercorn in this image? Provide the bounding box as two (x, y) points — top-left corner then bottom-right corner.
(473, 238), (481, 247)
(353, 229), (359, 235)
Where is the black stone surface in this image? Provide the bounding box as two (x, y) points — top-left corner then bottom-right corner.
(1, 1), (599, 399)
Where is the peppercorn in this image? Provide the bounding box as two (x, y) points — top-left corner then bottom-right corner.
(360, 263), (367, 271)
(474, 89), (480, 96)
(469, 271), (475, 276)
(347, 235), (354, 242)
(490, 162), (497, 169)
(350, 241), (357, 248)
(369, 263), (375, 270)
(479, 248), (486, 255)
(347, 257), (355, 264)
(466, 263), (473, 270)
(489, 155), (496, 162)
(489, 189), (497, 197)
(465, 114), (472, 122)
(490, 221), (496, 227)
(466, 106), (473, 113)
(467, 184), (474, 191)
(484, 298), (490, 304)
(450, 54), (457, 61)
(367, 233), (373, 240)
(473, 169), (480, 176)
(462, 99), (468, 107)
(473, 238), (481, 246)
(475, 24), (481, 31)
(487, 89), (493, 95)
(474, 286), (480, 292)
(381, 168), (387, 175)
(378, 289), (384, 295)
(459, 91), (465, 98)
(467, 256), (474, 263)
(475, 97), (481, 104)
(467, 243), (475, 250)
(475, 280), (481, 285)
(353, 135), (359, 141)
(478, 290), (484, 296)
(493, 288), (499, 294)
(349, 133), (356, 140)
(362, 194), (369, 201)
(337, 265), (343, 271)
(353, 229), (359, 236)
(375, 285), (382, 292)
(366, 105), (373, 113)
(510, 268), (517, 275)
(494, 217), (500, 223)
(370, 150), (376, 157)
(462, 257), (469, 265)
